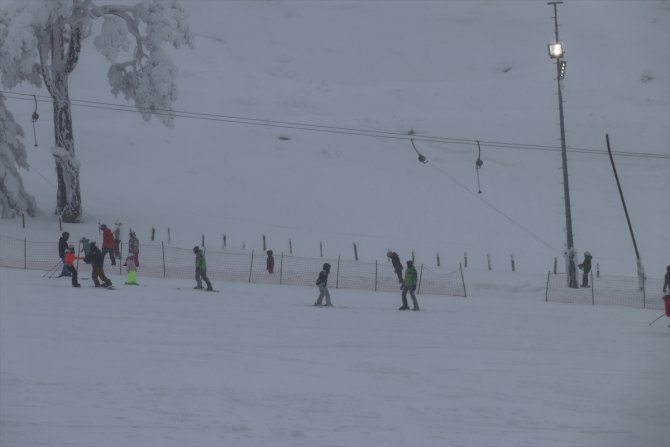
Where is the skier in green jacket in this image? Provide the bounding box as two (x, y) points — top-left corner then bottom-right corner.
(193, 246), (213, 291)
(399, 260), (419, 311)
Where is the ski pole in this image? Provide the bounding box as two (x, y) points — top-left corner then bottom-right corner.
(42, 261), (62, 278)
(649, 313), (666, 326)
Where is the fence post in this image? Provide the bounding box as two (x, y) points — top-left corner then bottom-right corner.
(545, 271), (550, 302)
(320, 241), (323, 258)
(248, 250), (254, 283)
(262, 234), (266, 251)
(151, 227), (155, 241)
(596, 263), (600, 278)
(460, 262), (467, 297)
(223, 233), (226, 249)
(464, 252), (468, 268)
(511, 254), (515, 272)
(58, 216), (62, 231)
(553, 257), (557, 274)
(418, 264), (424, 294)
(162, 242), (166, 278)
(289, 238), (292, 254)
(279, 252), (284, 285)
(436, 253), (440, 267)
(22, 213), (25, 229)
(374, 259), (378, 291)
(487, 253), (491, 270)
(353, 242), (358, 261)
(23, 237), (27, 269)
(336, 255), (340, 289)
(167, 228), (171, 244)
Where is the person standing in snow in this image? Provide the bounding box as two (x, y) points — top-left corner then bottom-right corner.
(64, 246), (83, 287)
(124, 254), (138, 285)
(193, 246), (213, 291)
(128, 229), (139, 267)
(87, 241), (112, 288)
(399, 260), (419, 311)
(100, 224), (116, 266)
(57, 231), (71, 277)
(314, 263), (332, 307)
(387, 250), (403, 286)
(578, 251), (593, 288)
(663, 265), (670, 294)
(266, 250), (274, 274)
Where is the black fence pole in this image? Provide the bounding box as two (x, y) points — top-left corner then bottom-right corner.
(23, 237), (27, 269)
(374, 259), (378, 291)
(545, 271), (550, 302)
(336, 255), (340, 289)
(591, 270), (594, 305)
(279, 252), (284, 285)
(249, 250), (254, 283)
(162, 242), (166, 278)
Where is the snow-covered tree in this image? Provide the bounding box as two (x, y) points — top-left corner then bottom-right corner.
(0, 0), (193, 222)
(0, 92), (37, 218)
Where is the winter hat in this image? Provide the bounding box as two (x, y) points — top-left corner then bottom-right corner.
(584, 251), (591, 258)
(323, 263), (331, 271)
(407, 260), (413, 266)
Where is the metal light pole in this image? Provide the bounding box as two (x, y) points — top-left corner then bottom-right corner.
(548, 1), (577, 288)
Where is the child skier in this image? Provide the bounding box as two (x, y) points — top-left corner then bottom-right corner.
(124, 254), (138, 285)
(266, 250), (274, 274)
(314, 263), (332, 307)
(63, 246), (83, 287)
(193, 246), (213, 291)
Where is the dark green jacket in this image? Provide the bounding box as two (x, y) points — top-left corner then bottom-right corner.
(195, 251), (207, 271)
(403, 265), (418, 288)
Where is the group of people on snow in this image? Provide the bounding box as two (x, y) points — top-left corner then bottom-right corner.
(57, 224), (141, 289)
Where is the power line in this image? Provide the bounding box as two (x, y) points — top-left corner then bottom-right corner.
(2, 90), (668, 160)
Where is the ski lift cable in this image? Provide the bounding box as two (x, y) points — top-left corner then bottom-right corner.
(2, 90), (668, 160)
(426, 160), (559, 253)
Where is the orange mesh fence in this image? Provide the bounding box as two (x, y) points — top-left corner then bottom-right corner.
(546, 272), (664, 310)
(0, 236), (466, 297)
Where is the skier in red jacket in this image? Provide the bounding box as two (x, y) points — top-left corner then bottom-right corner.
(100, 224), (116, 266)
(64, 247), (84, 287)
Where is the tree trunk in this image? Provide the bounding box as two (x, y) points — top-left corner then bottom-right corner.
(52, 85), (82, 223)
(40, 16), (83, 223)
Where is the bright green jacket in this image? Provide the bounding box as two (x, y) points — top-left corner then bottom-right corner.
(195, 251), (207, 271)
(403, 265), (418, 287)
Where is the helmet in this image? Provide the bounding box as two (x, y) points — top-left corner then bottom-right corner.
(267, 250), (273, 255)
(323, 263), (331, 270)
(407, 260), (413, 266)
(193, 246), (199, 254)
(584, 251), (591, 257)
(62, 231), (69, 238)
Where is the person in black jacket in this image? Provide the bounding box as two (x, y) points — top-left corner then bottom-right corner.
(387, 250), (403, 286)
(578, 251), (593, 288)
(87, 241), (112, 288)
(314, 263), (332, 307)
(57, 232), (71, 277)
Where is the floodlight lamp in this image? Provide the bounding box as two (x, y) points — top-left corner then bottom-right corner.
(548, 42), (564, 59)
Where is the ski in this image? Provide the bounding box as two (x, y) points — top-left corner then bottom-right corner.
(176, 287), (221, 293)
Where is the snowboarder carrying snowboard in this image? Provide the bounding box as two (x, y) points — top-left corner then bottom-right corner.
(193, 246), (213, 291)
(314, 263), (332, 307)
(399, 260), (419, 311)
(578, 251), (593, 288)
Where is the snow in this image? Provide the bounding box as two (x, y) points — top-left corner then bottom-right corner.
(1, 267), (668, 447)
(0, 0), (669, 445)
